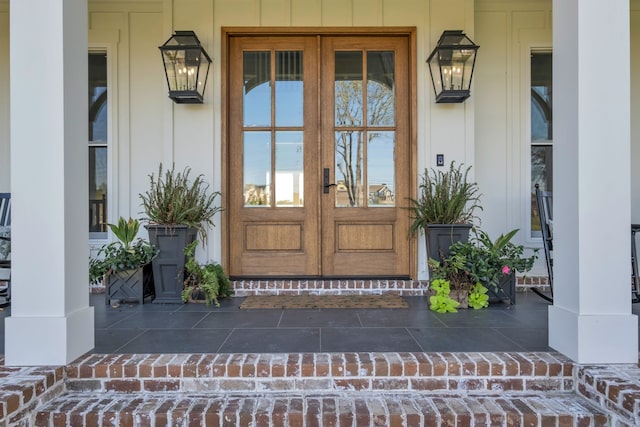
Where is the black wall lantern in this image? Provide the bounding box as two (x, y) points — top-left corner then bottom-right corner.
(427, 30), (479, 103)
(159, 31), (212, 104)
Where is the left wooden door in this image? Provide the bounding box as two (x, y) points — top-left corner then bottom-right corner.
(228, 36), (321, 276)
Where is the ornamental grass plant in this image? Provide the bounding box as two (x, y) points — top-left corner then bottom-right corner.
(408, 162), (482, 236)
(139, 163), (222, 241)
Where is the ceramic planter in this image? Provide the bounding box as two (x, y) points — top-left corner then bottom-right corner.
(146, 224), (197, 304)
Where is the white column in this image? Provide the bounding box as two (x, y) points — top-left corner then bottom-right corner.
(550, 0), (637, 363)
(5, 0), (94, 365)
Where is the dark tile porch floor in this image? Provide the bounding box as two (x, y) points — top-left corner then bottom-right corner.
(1, 292), (639, 354)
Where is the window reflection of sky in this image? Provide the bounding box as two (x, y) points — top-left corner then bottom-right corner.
(242, 49), (396, 207)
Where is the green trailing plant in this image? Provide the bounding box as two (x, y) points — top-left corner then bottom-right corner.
(429, 278), (459, 313)
(408, 162), (482, 236)
(139, 163), (222, 241)
(468, 282), (489, 309)
(181, 240), (233, 306)
(448, 228), (538, 303)
(89, 217), (158, 284)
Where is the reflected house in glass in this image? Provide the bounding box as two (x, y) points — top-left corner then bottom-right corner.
(369, 184), (395, 205)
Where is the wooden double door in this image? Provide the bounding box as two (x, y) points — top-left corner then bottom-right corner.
(227, 32), (412, 278)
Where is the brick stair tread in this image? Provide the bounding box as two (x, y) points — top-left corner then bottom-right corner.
(34, 391), (609, 426)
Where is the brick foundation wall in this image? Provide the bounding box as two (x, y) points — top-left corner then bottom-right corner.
(577, 364), (640, 426)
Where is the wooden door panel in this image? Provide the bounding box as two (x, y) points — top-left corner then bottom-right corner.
(336, 223), (394, 251)
(245, 223), (303, 251)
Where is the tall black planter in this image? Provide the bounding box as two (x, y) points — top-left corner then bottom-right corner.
(426, 223), (473, 263)
(146, 224), (197, 304)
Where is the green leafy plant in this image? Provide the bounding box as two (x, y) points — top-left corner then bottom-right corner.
(428, 253), (473, 293)
(468, 282), (489, 309)
(139, 163), (222, 241)
(181, 241), (233, 306)
(448, 228), (538, 303)
(89, 217), (158, 284)
(429, 278), (460, 313)
(408, 162), (482, 236)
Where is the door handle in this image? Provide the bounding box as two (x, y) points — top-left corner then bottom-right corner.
(323, 168), (336, 194)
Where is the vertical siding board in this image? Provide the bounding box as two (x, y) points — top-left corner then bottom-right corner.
(291, 0), (322, 26)
(129, 12), (165, 214)
(261, 0), (292, 26)
(321, 0), (353, 26)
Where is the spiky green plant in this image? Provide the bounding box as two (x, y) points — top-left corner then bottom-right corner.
(408, 162), (482, 236)
(139, 163), (222, 242)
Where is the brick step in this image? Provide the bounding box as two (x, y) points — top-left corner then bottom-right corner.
(65, 352), (575, 395)
(91, 277), (550, 295)
(33, 392), (609, 426)
(230, 279), (550, 296)
(231, 279), (431, 296)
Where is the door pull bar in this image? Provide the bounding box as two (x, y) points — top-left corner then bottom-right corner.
(323, 168), (336, 194)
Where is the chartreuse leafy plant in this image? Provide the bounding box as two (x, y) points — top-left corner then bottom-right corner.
(429, 278), (460, 313)
(89, 217), (158, 284)
(468, 282), (489, 309)
(181, 240), (233, 306)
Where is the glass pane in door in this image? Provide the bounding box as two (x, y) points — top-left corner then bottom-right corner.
(243, 131), (271, 206)
(276, 51), (303, 126)
(275, 131), (304, 206)
(367, 51), (395, 126)
(335, 131), (364, 207)
(368, 131), (395, 207)
(243, 51), (271, 127)
(335, 52), (363, 126)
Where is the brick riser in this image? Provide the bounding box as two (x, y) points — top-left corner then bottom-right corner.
(63, 352), (575, 394)
(35, 393), (608, 427)
(30, 352), (609, 426)
(90, 277), (551, 295)
(231, 279), (550, 297)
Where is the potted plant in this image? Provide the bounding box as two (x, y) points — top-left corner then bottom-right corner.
(139, 163), (222, 303)
(89, 217), (158, 306)
(428, 253), (474, 308)
(448, 228), (538, 304)
(181, 241), (233, 306)
(408, 162), (482, 263)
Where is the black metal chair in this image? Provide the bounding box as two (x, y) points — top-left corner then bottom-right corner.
(534, 184), (553, 303)
(631, 224), (640, 303)
(0, 193), (10, 307)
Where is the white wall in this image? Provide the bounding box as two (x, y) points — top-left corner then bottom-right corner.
(475, 0), (553, 274)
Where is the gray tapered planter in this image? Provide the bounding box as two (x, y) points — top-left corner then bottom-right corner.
(146, 224), (197, 304)
(426, 223), (473, 263)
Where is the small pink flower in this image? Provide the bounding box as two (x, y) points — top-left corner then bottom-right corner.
(502, 266), (511, 274)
